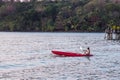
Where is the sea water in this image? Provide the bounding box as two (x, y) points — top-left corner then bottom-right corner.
(0, 32), (120, 80)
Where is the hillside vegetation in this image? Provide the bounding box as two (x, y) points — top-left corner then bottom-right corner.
(0, 0), (120, 32)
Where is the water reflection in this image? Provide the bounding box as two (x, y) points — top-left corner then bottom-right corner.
(112, 40), (120, 44)
(85, 56), (91, 61)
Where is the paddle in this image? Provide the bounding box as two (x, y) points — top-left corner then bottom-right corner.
(80, 46), (89, 54)
(80, 46), (83, 51)
(80, 46), (85, 53)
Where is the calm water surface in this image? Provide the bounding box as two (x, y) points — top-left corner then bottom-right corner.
(0, 32), (120, 80)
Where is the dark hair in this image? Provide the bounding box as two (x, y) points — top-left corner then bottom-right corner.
(87, 47), (89, 50)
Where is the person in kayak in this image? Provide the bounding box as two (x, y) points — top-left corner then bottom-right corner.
(84, 47), (90, 55)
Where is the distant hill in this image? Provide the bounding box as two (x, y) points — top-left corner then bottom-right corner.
(0, 0), (120, 32)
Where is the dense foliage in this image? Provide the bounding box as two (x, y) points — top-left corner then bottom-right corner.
(0, 0), (120, 32)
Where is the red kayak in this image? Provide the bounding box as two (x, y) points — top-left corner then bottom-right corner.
(52, 50), (93, 57)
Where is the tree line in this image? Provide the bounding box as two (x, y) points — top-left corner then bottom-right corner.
(0, 0), (120, 32)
